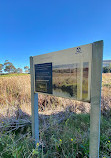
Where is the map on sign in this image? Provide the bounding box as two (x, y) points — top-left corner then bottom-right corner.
(33, 43), (92, 102)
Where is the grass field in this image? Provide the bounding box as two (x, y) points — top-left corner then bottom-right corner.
(0, 73), (111, 157)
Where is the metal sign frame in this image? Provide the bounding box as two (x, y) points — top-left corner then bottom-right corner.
(30, 40), (103, 158)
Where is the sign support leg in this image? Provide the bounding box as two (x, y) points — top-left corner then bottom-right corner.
(89, 41), (103, 158)
(34, 93), (39, 145)
(30, 56), (39, 145)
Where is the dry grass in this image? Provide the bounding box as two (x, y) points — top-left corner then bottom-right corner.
(0, 73), (111, 157)
(101, 73), (111, 116)
(0, 73), (111, 119)
(0, 75), (31, 117)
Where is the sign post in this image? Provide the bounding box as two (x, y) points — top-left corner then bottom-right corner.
(90, 41), (103, 158)
(30, 40), (103, 157)
(30, 56), (39, 145)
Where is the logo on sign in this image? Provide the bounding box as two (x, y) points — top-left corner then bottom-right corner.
(76, 47), (82, 54)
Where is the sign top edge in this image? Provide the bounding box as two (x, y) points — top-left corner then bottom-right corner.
(31, 40), (103, 58)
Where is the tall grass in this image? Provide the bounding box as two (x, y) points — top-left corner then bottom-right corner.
(0, 75), (31, 116)
(0, 73), (111, 157)
(0, 113), (110, 157)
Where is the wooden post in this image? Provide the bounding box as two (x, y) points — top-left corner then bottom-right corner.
(30, 56), (39, 145)
(90, 41), (103, 158)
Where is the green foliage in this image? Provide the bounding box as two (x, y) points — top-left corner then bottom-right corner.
(103, 66), (111, 73)
(4, 60), (16, 73)
(0, 64), (3, 74)
(24, 66), (30, 73)
(0, 114), (110, 158)
(0, 60), (29, 74)
(15, 68), (23, 74)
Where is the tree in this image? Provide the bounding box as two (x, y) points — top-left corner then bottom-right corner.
(24, 66), (29, 73)
(16, 68), (23, 73)
(103, 67), (110, 73)
(0, 64), (3, 74)
(109, 63), (111, 73)
(4, 60), (16, 73)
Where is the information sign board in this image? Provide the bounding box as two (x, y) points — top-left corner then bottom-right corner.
(30, 40), (103, 158)
(33, 43), (92, 102)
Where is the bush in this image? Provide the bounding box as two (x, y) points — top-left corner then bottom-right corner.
(103, 67), (111, 73)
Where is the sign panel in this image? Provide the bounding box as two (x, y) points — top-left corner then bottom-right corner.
(33, 43), (92, 102)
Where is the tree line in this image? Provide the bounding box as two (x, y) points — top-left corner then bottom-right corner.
(0, 60), (30, 74)
(0, 60), (111, 74)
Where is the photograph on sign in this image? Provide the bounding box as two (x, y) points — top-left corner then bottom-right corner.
(52, 62), (88, 101)
(53, 63), (78, 99)
(82, 62), (89, 100)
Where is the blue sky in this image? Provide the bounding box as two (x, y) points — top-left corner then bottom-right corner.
(0, 0), (111, 71)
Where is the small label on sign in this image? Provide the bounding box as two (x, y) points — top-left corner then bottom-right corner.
(76, 47), (82, 54)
